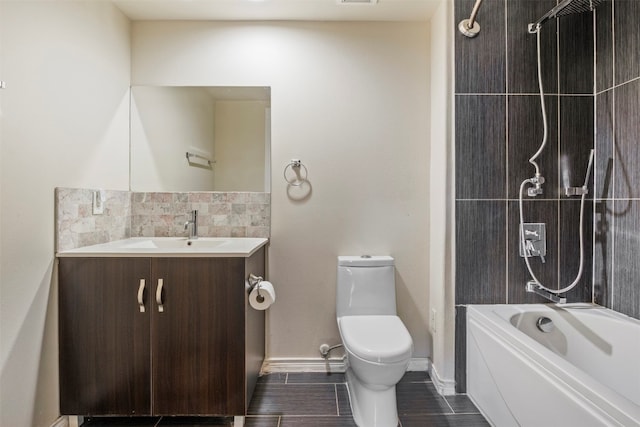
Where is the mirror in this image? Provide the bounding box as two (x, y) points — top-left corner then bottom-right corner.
(130, 86), (271, 192)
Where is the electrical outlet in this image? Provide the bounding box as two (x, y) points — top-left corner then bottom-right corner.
(92, 190), (104, 215)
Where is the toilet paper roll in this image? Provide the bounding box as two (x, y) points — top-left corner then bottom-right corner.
(249, 281), (276, 310)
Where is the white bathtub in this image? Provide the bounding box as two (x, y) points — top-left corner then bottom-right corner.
(466, 304), (640, 426)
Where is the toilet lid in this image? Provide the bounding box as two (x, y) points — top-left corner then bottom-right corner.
(339, 315), (413, 363)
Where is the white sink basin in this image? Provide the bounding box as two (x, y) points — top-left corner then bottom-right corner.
(122, 237), (227, 250)
(57, 237), (268, 258)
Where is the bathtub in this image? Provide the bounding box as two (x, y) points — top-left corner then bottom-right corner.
(466, 304), (640, 426)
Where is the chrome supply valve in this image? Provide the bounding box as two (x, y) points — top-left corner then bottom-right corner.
(520, 223), (546, 263)
(527, 174), (545, 197)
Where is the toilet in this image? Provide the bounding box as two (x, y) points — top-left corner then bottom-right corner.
(336, 256), (413, 427)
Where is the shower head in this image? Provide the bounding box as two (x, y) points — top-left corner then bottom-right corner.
(529, 0), (604, 32)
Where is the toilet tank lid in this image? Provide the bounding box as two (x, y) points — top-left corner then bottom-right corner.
(338, 256), (394, 267)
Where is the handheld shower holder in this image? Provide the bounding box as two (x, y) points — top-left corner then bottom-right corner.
(565, 186), (588, 197)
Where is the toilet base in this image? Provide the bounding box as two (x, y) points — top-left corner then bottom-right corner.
(345, 368), (399, 427)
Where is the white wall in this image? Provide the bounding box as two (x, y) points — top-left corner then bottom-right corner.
(428, 0), (456, 391)
(0, 2), (131, 426)
(131, 86), (216, 191)
(132, 21), (431, 359)
(214, 100), (266, 192)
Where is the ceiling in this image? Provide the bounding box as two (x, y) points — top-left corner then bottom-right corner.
(112, 0), (443, 22)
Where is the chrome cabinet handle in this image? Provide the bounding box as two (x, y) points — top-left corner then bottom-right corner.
(137, 279), (146, 313)
(156, 279), (164, 312)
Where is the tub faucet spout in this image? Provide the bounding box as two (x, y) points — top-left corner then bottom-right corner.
(184, 210), (198, 239)
(526, 280), (566, 304)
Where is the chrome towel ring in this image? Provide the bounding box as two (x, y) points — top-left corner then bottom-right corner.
(284, 159), (308, 186)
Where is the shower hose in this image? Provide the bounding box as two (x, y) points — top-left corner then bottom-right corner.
(518, 25), (593, 296)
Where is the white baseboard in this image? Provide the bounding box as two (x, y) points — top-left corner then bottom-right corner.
(261, 357), (430, 375)
(261, 357), (347, 373)
(427, 359), (456, 396)
(407, 357), (429, 372)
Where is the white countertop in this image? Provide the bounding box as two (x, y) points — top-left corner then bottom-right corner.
(57, 237), (268, 258)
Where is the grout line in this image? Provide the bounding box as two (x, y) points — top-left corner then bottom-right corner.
(594, 75), (640, 95)
(455, 92), (595, 96)
(504, 0), (509, 95)
(592, 7), (598, 304)
(505, 0), (510, 300)
(610, 0), (616, 311)
(442, 396), (456, 414)
(334, 384), (340, 416)
(277, 416), (281, 427)
(458, 197), (640, 202)
(278, 415), (353, 418)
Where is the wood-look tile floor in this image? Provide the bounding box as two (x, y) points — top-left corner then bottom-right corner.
(81, 372), (489, 426)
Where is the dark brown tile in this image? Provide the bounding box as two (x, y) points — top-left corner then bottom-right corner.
(593, 200), (613, 307)
(507, 0), (558, 94)
(455, 0), (506, 94)
(247, 384), (338, 416)
(256, 373), (287, 385)
(507, 95), (559, 199)
(614, 0), (640, 84)
(158, 417), (231, 426)
(596, 0), (614, 92)
(82, 417), (160, 426)
(508, 200), (559, 303)
(400, 371), (430, 383)
(614, 79), (640, 199)
(596, 91), (614, 199)
(444, 395), (481, 414)
(336, 384), (351, 416)
(279, 416), (357, 427)
(397, 381), (452, 415)
(456, 201), (507, 305)
(455, 95), (507, 199)
(558, 11), (594, 94)
(560, 96), (595, 194)
(244, 417), (279, 427)
(400, 414), (490, 427)
(286, 372), (345, 384)
(455, 306), (467, 394)
(612, 199), (640, 319)
(559, 200), (593, 303)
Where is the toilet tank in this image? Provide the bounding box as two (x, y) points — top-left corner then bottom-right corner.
(336, 256), (397, 318)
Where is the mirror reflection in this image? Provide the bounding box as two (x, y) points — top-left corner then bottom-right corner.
(130, 86), (271, 192)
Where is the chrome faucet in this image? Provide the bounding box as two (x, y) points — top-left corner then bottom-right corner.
(184, 210), (198, 239)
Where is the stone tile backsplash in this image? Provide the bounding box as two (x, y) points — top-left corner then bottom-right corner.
(131, 192), (270, 239)
(56, 188), (131, 252)
(55, 188), (271, 252)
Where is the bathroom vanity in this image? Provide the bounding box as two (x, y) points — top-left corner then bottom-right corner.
(57, 238), (267, 419)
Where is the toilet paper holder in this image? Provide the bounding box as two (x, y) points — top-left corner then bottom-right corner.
(248, 273), (265, 302)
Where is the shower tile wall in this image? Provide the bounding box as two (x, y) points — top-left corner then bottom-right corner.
(454, 0), (595, 392)
(594, 0), (640, 320)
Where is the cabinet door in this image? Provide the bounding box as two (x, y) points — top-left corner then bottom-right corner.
(59, 257), (152, 415)
(151, 257), (245, 415)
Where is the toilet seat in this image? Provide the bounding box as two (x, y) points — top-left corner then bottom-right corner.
(339, 315), (413, 364)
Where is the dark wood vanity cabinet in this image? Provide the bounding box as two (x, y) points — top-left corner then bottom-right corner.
(58, 248), (265, 417)
(58, 257), (152, 415)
